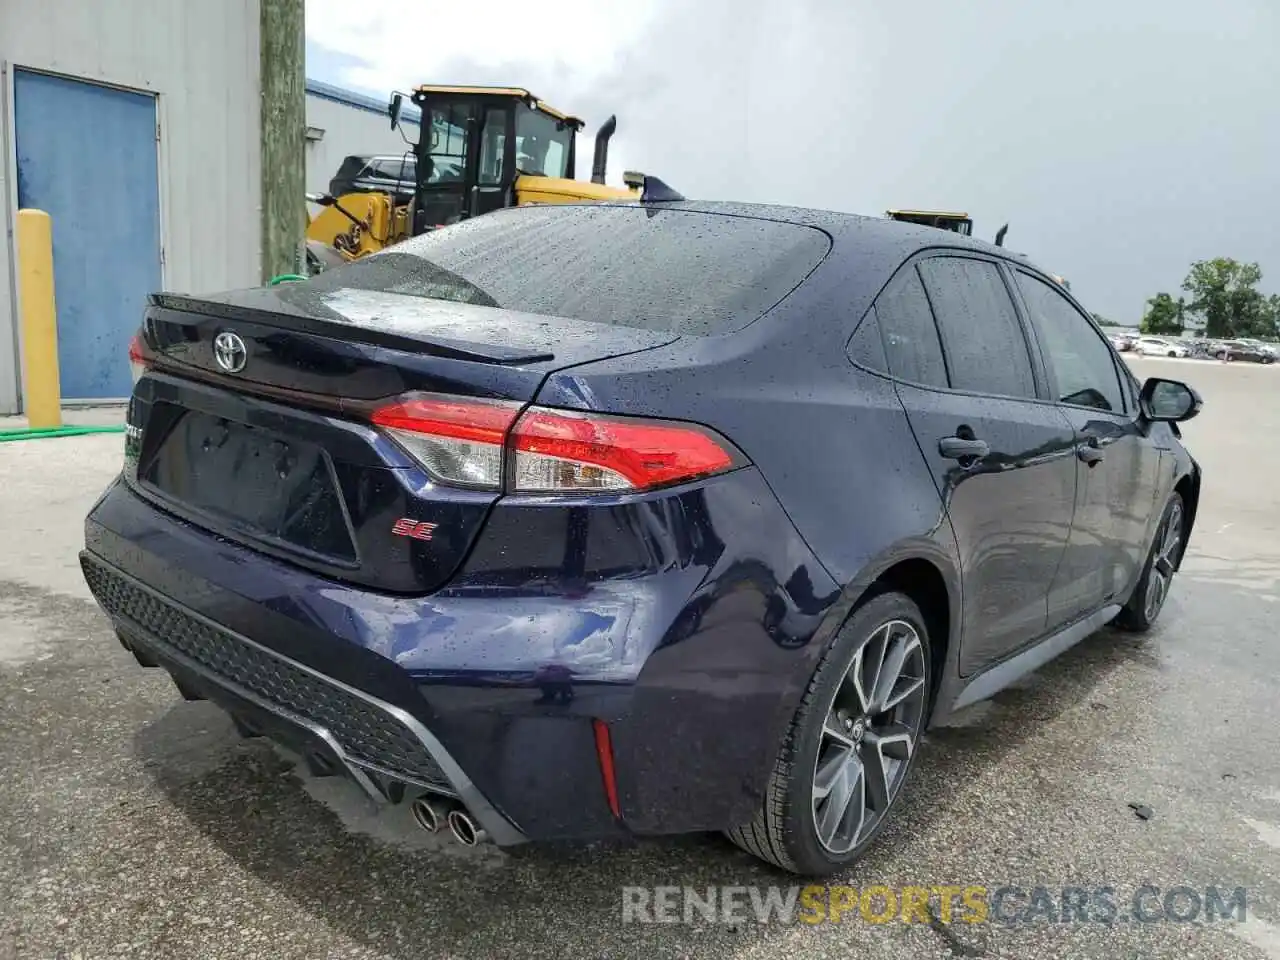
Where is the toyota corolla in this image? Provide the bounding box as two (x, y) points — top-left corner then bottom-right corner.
(82, 201), (1202, 875)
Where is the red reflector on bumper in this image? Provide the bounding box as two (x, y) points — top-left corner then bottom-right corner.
(592, 718), (621, 820)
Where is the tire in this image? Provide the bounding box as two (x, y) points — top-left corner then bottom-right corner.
(726, 591), (933, 875)
(1168, 351), (1177, 358)
(1114, 492), (1185, 633)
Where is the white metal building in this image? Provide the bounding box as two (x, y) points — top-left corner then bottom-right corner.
(305, 79), (419, 197)
(0, 0), (263, 412)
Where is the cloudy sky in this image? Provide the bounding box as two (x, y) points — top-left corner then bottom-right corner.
(305, 0), (1278, 323)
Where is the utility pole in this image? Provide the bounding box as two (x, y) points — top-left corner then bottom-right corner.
(259, 0), (305, 281)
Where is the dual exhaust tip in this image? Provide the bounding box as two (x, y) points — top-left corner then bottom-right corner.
(410, 794), (487, 846)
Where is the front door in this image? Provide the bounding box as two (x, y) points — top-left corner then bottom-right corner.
(14, 70), (162, 400)
(1011, 270), (1163, 624)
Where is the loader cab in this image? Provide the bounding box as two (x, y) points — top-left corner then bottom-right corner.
(397, 85), (584, 235)
(886, 209), (974, 236)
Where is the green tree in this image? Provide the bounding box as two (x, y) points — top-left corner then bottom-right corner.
(1262, 294), (1280, 341)
(1091, 312), (1118, 327)
(1141, 293), (1185, 335)
(1181, 258), (1268, 338)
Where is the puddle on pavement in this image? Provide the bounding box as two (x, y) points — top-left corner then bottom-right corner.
(276, 744), (508, 867)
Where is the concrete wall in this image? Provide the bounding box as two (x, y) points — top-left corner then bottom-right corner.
(0, 0), (262, 413)
(305, 80), (419, 197)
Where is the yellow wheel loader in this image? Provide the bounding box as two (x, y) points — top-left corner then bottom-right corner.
(306, 85), (679, 271)
(885, 210), (1069, 288)
(886, 209), (977, 237)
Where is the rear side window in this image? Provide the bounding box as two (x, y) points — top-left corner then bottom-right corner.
(918, 257), (1037, 399)
(871, 267), (948, 387)
(847, 312), (889, 373)
(302, 206), (831, 336)
(373, 158), (415, 182)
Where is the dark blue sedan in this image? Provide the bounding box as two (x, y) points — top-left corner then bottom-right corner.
(83, 201), (1202, 875)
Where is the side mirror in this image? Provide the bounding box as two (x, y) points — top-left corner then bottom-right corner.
(1140, 377), (1202, 423)
(388, 93), (403, 131)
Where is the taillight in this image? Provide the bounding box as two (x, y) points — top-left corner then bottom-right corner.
(510, 407), (740, 493)
(371, 394), (521, 490)
(370, 394), (744, 494)
(128, 334), (150, 385)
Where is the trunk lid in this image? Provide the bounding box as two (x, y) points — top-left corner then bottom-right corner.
(129, 285), (676, 594)
(146, 285), (675, 403)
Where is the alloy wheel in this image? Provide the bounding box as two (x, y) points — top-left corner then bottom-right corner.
(811, 619), (927, 855)
(1144, 502), (1183, 621)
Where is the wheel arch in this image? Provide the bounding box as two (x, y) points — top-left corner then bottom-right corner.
(859, 558), (952, 710)
(808, 539), (961, 723)
(1173, 461), (1201, 570)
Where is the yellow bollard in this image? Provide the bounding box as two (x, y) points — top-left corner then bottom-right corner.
(16, 209), (62, 429)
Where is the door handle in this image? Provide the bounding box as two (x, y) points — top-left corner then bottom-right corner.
(1077, 443), (1105, 466)
(939, 436), (990, 460)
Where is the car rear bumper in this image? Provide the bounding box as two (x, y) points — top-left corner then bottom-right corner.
(82, 552), (527, 844)
(82, 472), (839, 842)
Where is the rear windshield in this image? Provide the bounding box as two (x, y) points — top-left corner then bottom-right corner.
(295, 205), (831, 336)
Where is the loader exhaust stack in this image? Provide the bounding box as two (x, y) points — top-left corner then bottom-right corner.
(591, 115), (617, 185)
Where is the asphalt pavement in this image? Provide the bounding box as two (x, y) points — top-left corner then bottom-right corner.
(1, 356), (1278, 959)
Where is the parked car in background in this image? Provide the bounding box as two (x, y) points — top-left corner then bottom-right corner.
(327, 154), (418, 204)
(1215, 340), (1276, 363)
(1136, 336), (1189, 358)
(83, 202), (1203, 877)
(1109, 333), (1135, 352)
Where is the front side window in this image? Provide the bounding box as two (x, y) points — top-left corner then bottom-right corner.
(515, 106), (572, 179)
(917, 257), (1037, 399)
(1015, 272), (1125, 413)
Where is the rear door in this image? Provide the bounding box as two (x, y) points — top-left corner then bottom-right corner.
(1010, 270), (1163, 624)
(877, 255), (1079, 675)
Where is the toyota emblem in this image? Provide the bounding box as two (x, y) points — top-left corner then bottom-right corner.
(213, 331), (248, 373)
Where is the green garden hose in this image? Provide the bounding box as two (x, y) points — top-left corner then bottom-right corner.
(0, 425), (126, 443)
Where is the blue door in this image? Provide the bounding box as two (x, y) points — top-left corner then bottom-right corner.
(14, 70), (162, 399)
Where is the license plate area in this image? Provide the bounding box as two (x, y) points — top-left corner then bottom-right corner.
(141, 405), (358, 564)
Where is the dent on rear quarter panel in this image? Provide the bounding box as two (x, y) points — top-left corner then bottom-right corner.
(449, 466), (844, 834)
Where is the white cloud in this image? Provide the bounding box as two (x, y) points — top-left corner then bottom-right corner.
(306, 0), (663, 95)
